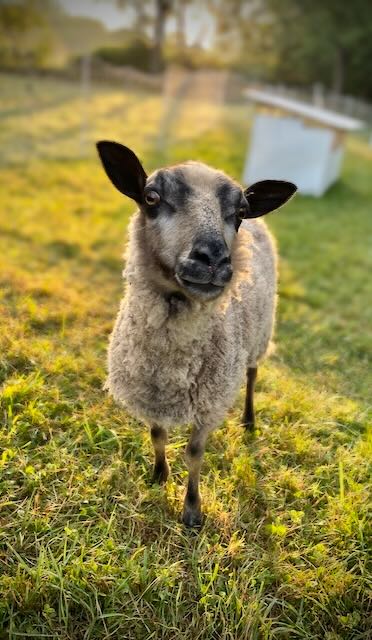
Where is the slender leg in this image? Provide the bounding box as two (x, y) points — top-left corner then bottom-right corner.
(150, 425), (169, 484)
(182, 426), (208, 528)
(241, 366), (257, 431)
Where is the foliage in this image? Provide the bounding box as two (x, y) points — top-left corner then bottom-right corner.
(48, 12), (113, 58)
(235, 0), (372, 98)
(95, 38), (155, 73)
(95, 37), (225, 72)
(165, 41), (225, 70)
(0, 0), (53, 68)
(116, 0), (152, 36)
(2, 0), (372, 100)
(115, 0), (173, 71)
(0, 72), (371, 638)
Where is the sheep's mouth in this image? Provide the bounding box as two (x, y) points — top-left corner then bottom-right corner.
(176, 275), (225, 299)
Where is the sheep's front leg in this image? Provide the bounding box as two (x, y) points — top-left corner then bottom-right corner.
(241, 366), (257, 431)
(150, 425), (169, 484)
(182, 426), (208, 528)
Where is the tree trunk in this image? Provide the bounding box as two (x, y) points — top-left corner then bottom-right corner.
(133, 3), (147, 38)
(152, 0), (171, 73)
(176, 0), (186, 49)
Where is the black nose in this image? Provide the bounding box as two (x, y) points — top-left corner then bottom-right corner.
(189, 239), (230, 269)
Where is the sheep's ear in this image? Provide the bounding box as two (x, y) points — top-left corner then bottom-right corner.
(242, 180), (297, 218)
(96, 140), (147, 203)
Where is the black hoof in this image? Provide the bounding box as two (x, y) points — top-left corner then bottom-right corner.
(151, 460), (170, 485)
(182, 506), (203, 528)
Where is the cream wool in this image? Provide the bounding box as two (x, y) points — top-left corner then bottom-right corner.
(96, 140), (296, 527)
(107, 215), (277, 431)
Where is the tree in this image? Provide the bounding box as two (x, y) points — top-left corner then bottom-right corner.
(218, 0), (372, 98)
(152, 0), (172, 71)
(116, 0), (173, 72)
(262, 0), (372, 96)
(0, 0), (53, 67)
(205, 0), (259, 64)
(174, 0), (192, 49)
(116, 0), (150, 38)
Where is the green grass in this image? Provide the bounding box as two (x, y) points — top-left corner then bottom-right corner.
(0, 72), (371, 639)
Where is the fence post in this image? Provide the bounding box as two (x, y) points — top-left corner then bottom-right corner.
(312, 83), (324, 108)
(80, 54), (91, 157)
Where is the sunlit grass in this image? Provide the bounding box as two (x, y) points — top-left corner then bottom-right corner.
(0, 72), (371, 639)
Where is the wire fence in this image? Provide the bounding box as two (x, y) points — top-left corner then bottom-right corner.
(1, 62), (371, 168)
(0, 63), (236, 166)
(260, 82), (372, 134)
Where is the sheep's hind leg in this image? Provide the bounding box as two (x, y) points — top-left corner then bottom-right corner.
(150, 425), (169, 484)
(241, 366), (257, 431)
(182, 426), (208, 528)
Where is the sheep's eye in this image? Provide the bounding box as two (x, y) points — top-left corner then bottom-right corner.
(238, 205), (248, 218)
(145, 191), (160, 206)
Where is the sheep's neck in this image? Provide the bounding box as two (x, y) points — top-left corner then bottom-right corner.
(124, 213), (218, 334)
(126, 271), (216, 336)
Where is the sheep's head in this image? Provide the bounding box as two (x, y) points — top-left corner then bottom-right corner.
(96, 141), (296, 301)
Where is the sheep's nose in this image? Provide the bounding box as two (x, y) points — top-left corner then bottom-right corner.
(189, 240), (230, 270)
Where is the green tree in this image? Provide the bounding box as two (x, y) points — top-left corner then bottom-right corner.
(0, 0), (53, 67)
(116, 0), (173, 71)
(174, 0), (192, 49)
(116, 0), (150, 38)
(206, 0), (372, 98)
(262, 0), (372, 96)
(152, 0), (172, 71)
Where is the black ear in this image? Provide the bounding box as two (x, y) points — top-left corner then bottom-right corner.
(243, 180), (297, 218)
(96, 141), (147, 203)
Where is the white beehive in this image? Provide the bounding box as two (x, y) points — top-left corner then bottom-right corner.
(243, 89), (364, 196)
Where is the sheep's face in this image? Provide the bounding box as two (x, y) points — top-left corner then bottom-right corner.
(142, 162), (243, 300)
(96, 141), (297, 300)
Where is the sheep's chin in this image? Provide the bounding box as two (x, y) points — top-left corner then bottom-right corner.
(175, 275), (225, 300)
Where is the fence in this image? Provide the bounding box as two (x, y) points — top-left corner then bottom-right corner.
(1, 61), (371, 168)
(258, 82), (372, 130)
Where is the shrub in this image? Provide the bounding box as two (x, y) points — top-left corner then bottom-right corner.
(94, 39), (155, 73)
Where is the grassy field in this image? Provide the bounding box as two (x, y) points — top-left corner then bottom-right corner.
(0, 72), (371, 639)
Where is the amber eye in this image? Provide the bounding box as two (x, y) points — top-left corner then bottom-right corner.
(238, 205), (247, 218)
(145, 190), (160, 206)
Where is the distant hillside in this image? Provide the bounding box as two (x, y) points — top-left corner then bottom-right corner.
(45, 9), (136, 63)
(48, 13), (112, 59)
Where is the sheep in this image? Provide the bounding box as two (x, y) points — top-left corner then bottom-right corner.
(96, 140), (297, 527)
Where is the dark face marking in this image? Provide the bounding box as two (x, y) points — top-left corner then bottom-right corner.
(171, 168), (194, 209)
(142, 168), (193, 218)
(216, 180), (243, 225)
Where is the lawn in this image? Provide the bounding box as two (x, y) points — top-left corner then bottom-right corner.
(0, 72), (371, 639)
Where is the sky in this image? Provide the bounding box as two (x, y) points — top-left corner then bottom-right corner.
(59, 0), (215, 47)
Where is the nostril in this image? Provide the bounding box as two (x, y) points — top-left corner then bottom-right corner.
(190, 242), (230, 268)
(219, 256), (231, 267)
(191, 249), (212, 266)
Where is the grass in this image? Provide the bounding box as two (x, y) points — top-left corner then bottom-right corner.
(0, 72), (371, 639)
